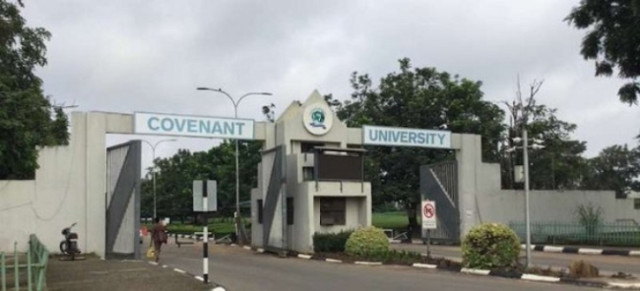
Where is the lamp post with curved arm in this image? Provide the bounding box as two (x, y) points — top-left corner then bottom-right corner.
(196, 87), (272, 242)
(141, 138), (176, 219)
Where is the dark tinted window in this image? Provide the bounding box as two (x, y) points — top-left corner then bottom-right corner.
(320, 197), (346, 225)
(316, 153), (363, 181)
(257, 199), (263, 224)
(287, 197), (294, 225)
(301, 142), (324, 153)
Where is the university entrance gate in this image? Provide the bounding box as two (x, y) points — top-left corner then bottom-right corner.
(106, 141), (141, 259)
(420, 160), (459, 244)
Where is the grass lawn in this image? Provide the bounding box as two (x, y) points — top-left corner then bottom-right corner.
(372, 211), (415, 230)
(144, 218), (250, 235)
(148, 212), (413, 234)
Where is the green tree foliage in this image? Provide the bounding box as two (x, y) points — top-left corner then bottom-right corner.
(328, 58), (504, 231)
(0, 0), (69, 179)
(583, 144), (640, 197)
(141, 140), (263, 220)
(566, 0), (640, 105)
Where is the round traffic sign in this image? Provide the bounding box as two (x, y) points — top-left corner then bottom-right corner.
(423, 203), (435, 219)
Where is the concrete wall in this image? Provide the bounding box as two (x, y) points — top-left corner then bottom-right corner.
(451, 133), (639, 238)
(286, 183), (313, 253)
(474, 189), (637, 225)
(0, 112), (133, 256)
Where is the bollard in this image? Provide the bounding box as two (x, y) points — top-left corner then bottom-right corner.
(2, 252), (6, 291)
(14, 242), (18, 291)
(27, 242), (31, 291)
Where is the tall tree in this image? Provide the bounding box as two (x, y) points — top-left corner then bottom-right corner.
(141, 140), (263, 220)
(0, 0), (69, 179)
(501, 80), (589, 190)
(566, 0), (640, 105)
(329, 58), (505, 232)
(583, 144), (640, 197)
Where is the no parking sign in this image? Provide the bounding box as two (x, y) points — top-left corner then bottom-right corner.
(421, 200), (436, 230)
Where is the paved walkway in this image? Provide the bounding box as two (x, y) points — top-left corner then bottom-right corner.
(47, 255), (218, 291)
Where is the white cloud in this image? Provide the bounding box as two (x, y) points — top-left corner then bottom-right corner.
(22, 0), (638, 168)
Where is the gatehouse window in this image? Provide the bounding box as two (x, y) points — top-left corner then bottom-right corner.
(320, 197), (346, 225)
(301, 142), (323, 153)
(635, 198), (640, 210)
(303, 167), (314, 181)
(257, 199), (263, 224)
(287, 197), (294, 225)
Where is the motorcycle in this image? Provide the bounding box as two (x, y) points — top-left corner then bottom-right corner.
(60, 222), (81, 260)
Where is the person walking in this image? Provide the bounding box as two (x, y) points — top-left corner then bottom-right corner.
(150, 217), (167, 262)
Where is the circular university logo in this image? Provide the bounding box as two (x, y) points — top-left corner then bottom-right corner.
(303, 103), (333, 135)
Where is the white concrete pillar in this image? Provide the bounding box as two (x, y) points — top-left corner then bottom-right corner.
(455, 134), (483, 240)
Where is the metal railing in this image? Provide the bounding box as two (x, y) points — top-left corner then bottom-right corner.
(509, 221), (640, 246)
(1, 234), (49, 291)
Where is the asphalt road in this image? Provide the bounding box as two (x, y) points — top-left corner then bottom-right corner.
(155, 240), (601, 291)
(389, 243), (640, 275)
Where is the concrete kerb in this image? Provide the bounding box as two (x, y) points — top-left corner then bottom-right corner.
(145, 260), (227, 291)
(235, 245), (636, 289)
(521, 244), (640, 257)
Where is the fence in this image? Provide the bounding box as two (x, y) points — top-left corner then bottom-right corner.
(509, 221), (640, 247)
(1, 234), (49, 291)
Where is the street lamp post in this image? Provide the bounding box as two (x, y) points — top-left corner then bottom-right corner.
(141, 139), (176, 219)
(522, 128), (531, 268)
(196, 87), (272, 243)
(509, 132), (543, 268)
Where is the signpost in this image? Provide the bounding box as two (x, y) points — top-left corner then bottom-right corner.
(193, 180), (217, 284)
(421, 200), (436, 257)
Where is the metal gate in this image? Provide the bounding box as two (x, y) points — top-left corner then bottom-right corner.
(106, 141), (141, 259)
(419, 160), (459, 243)
(261, 145), (288, 254)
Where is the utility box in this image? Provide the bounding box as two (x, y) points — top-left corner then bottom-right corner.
(514, 165), (524, 183)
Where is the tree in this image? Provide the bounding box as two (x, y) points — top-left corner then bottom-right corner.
(329, 58), (505, 232)
(501, 79), (589, 190)
(0, 0), (69, 179)
(566, 0), (640, 105)
(141, 140), (263, 220)
(583, 144), (640, 197)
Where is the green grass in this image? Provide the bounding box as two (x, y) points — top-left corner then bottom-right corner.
(372, 211), (414, 230)
(144, 218), (250, 235)
(146, 212), (412, 234)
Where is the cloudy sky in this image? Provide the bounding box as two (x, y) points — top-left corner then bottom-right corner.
(22, 0), (639, 169)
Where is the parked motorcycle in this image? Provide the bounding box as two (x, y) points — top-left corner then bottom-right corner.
(60, 222), (81, 260)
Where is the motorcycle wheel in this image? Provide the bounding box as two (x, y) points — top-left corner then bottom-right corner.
(70, 241), (78, 260)
(59, 241), (68, 254)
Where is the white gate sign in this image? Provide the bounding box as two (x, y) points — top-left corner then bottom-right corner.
(134, 112), (254, 140)
(363, 125), (451, 149)
(421, 200), (436, 230)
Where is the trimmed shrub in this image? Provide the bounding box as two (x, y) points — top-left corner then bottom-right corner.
(462, 223), (520, 270)
(313, 231), (353, 253)
(345, 226), (389, 258)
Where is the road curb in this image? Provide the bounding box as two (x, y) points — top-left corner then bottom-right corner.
(236, 245), (639, 289)
(521, 244), (639, 257)
(145, 260), (227, 291)
(354, 261), (382, 266)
